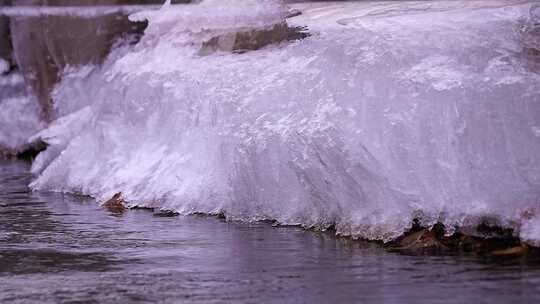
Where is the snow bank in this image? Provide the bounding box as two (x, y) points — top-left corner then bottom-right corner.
(28, 0), (540, 242)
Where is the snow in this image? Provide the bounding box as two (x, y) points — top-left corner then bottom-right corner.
(13, 0), (540, 242)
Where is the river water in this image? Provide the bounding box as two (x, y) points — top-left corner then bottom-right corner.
(0, 158), (539, 303)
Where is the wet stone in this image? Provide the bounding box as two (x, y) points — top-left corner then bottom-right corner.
(490, 244), (529, 257)
(199, 22), (309, 55)
(386, 220), (537, 257)
(390, 229), (449, 254)
(102, 192), (127, 214)
(153, 209), (179, 217)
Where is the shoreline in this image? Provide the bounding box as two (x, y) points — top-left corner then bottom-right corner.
(100, 192), (540, 259)
(2, 154), (538, 259)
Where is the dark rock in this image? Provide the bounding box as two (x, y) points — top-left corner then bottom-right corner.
(431, 222), (446, 239)
(287, 25), (310, 42)
(385, 219), (537, 257)
(102, 192), (127, 213)
(410, 217), (424, 232)
(200, 22), (289, 55)
(390, 229), (449, 254)
(153, 209), (179, 217)
(0, 139), (47, 161)
(15, 138), (46, 161)
(441, 232), (477, 252)
(200, 22), (309, 56)
(130, 205), (155, 211)
(490, 243), (529, 257)
(476, 221), (515, 239)
(286, 9), (302, 19)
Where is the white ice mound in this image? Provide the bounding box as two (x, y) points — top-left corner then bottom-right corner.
(30, 0), (540, 242)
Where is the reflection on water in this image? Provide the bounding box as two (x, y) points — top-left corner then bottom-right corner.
(1, 159), (540, 303)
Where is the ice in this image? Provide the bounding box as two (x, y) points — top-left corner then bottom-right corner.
(0, 59), (8, 74)
(129, 0), (289, 56)
(1, 65), (44, 153)
(22, 0), (540, 242)
(0, 94), (44, 152)
(131, 0), (287, 31)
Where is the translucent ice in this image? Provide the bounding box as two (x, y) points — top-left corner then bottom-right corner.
(27, 0), (540, 243)
(0, 94), (44, 153)
(0, 59), (8, 74)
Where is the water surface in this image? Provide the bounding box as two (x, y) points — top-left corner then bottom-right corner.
(1, 159), (540, 303)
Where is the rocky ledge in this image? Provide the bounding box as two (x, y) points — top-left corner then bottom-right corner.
(199, 22), (308, 55)
(386, 219), (539, 258)
(0, 139), (46, 161)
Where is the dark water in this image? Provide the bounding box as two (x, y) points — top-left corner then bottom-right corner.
(1, 159), (540, 304)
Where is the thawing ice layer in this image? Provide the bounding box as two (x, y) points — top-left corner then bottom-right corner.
(29, 0), (540, 243)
